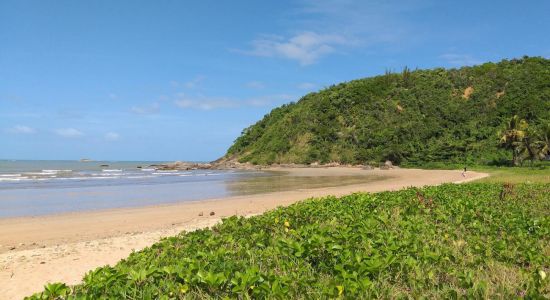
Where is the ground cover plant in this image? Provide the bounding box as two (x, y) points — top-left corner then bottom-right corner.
(474, 165), (550, 184)
(29, 183), (549, 299)
(407, 163), (550, 184)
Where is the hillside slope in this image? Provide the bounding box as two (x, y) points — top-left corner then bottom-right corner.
(226, 57), (550, 166)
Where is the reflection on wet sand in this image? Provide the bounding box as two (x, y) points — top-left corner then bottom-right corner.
(225, 171), (390, 195)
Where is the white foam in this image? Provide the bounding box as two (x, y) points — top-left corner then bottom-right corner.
(0, 177), (25, 182)
(42, 169), (72, 173)
(204, 173), (222, 176)
(102, 169), (122, 172)
(140, 168), (156, 172)
(152, 172), (180, 175)
(0, 174), (21, 177)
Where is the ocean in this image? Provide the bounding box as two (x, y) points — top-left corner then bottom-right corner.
(0, 160), (272, 218)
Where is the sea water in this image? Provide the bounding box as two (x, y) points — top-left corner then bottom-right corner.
(0, 160), (272, 218)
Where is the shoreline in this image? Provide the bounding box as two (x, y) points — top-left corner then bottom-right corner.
(0, 167), (488, 299)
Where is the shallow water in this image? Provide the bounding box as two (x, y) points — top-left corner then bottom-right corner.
(0, 160), (381, 218)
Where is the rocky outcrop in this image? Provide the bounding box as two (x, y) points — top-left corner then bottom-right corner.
(148, 160), (261, 171)
(151, 158), (395, 171)
(380, 160), (394, 170)
(149, 161), (212, 171)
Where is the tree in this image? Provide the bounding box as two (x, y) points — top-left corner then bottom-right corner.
(519, 127), (541, 166)
(499, 115), (528, 166)
(535, 122), (550, 159)
(511, 121), (550, 166)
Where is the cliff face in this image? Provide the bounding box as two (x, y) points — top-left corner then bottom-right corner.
(225, 57), (550, 166)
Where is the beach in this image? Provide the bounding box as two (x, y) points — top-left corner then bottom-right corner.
(0, 167), (488, 299)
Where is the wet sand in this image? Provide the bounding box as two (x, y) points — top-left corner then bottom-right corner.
(0, 167), (487, 299)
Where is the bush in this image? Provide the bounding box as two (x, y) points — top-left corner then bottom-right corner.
(28, 183), (550, 299)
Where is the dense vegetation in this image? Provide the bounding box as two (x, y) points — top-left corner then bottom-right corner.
(226, 57), (550, 166)
(499, 116), (550, 166)
(29, 183), (549, 299)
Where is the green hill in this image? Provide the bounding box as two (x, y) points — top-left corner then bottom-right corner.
(226, 57), (550, 166)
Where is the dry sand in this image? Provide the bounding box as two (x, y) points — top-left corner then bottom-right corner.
(0, 167), (487, 299)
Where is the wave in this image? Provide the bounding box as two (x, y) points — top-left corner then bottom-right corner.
(152, 172), (181, 175)
(0, 177), (27, 182)
(25, 172), (58, 176)
(0, 174), (21, 177)
(102, 169), (123, 172)
(42, 169), (72, 173)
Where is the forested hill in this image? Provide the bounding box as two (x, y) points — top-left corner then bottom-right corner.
(225, 57), (550, 166)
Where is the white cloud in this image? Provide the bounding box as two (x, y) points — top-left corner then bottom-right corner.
(235, 1), (425, 65)
(8, 125), (36, 134)
(104, 132), (120, 141)
(174, 93), (295, 110)
(297, 82), (316, 90)
(439, 53), (482, 66)
(170, 76), (206, 89)
(174, 94), (236, 110)
(131, 102), (160, 114)
(168, 76), (207, 89)
(239, 31), (352, 65)
(245, 81), (266, 89)
(55, 128), (83, 138)
(185, 76), (206, 89)
(247, 94), (295, 107)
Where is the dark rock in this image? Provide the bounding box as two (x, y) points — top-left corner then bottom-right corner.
(209, 211), (215, 216)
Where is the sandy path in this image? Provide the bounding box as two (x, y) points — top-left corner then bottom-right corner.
(0, 168), (487, 299)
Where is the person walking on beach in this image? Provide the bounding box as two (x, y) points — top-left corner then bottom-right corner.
(461, 166), (467, 177)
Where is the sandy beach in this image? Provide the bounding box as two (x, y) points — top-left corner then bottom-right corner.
(0, 167), (487, 299)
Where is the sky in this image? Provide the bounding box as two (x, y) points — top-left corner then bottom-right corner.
(1, 0), (549, 161)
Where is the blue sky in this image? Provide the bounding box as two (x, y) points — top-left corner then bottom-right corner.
(1, 0), (549, 161)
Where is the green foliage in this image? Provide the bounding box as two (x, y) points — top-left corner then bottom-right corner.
(498, 115), (550, 166)
(226, 57), (550, 166)
(498, 115), (529, 166)
(27, 183), (550, 299)
(35, 283), (70, 300)
(475, 164), (550, 184)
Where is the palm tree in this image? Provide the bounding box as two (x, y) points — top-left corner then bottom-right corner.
(536, 122), (550, 159)
(499, 115), (528, 166)
(519, 127), (541, 166)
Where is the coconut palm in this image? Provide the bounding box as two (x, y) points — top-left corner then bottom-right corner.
(499, 115), (528, 166)
(516, 122), (550, 166)
(535, 122), (550, 159)
(519, 127), (542, 166)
